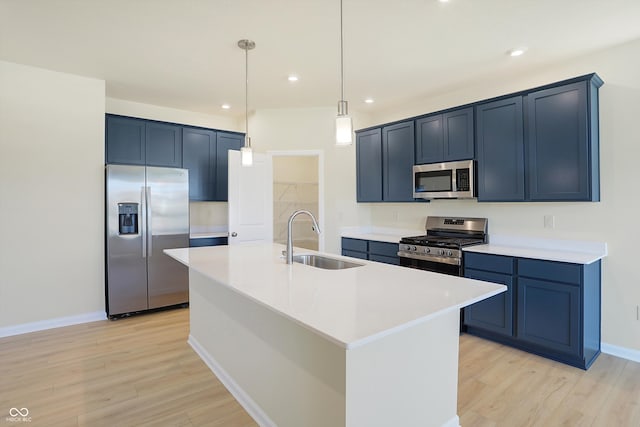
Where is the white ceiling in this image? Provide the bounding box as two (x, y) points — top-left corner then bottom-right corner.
(2, 0), (640, 118)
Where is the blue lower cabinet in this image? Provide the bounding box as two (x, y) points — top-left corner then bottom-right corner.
(517, 278), (580, 356)
(464, 269), (513, 337)
(189, 237), (228, 247)
(463, 252), (601, 369)
(342, 249), (367, 260)
(341, 237), (399, 265)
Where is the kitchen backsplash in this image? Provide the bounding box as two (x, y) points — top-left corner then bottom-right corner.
(190, 201), (228, 231)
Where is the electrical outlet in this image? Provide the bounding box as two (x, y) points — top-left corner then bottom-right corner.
(544, 215), (555, 229)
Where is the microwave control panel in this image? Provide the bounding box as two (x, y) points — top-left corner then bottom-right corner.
(456, 168), (470, 191)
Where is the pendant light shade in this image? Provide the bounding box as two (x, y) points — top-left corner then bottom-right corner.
(336, 0), (353, 146)
(336, 100), (353, 145)
(241, 143), (253, 166)
(238, 39), (255, 166)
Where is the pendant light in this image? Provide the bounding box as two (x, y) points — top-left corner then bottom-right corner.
(336, 0), (353, 146)
(238, 39), (255, 166)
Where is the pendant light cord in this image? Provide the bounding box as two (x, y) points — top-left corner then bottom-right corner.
(340, 0), (345, 103)
(245, 43), (250, 148)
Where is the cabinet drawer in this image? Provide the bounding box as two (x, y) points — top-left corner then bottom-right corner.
(342, 238), (368, 252)
(464, 252), (514, 275)
(342, 249), (368, 260)
(369, 241), (399, 257)
(518, 258), (581, 285)
(189, 237), (228, 247)
(369, 254), (400, 266)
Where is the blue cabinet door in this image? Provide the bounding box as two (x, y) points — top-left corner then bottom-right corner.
(415, 114), (443, 164)
(146, 122), (182, 167)
(356, 129), (383, 202)
(415, 108), (473, 164)
(517, 277), (581, 357)
(443, 107), (474, 161)
(106, 115), (146, 165)
(464, 268), (514, 337)
(527, 81), (591, 201)
(182, 127), (216, 201)
(382, 121), (415, 202)
(215, 132), (244, 201)
(476, 96), (525, 201)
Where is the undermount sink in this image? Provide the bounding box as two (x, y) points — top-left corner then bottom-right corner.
(292, 254), (364, 270)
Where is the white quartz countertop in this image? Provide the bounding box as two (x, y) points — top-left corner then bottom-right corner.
(463, 234), (607, 264)
(165, 243), (505, 349)
(340, 226), (423, 244)
(189, 225), (228, 239)
(189, 232), (228, 239)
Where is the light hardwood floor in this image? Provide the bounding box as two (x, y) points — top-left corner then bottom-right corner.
(1, 309), (638, 426)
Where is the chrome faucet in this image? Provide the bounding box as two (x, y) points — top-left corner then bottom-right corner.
(286, 210), (321, 264)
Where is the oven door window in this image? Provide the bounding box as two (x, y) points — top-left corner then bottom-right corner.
(399, 257), (461, 276)
(415, 170), (452, 193)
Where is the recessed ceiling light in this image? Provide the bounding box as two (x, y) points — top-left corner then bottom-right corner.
(288, 75), (299, 82)
(221, 104), (231, 110)
(364, 98), (374, 104)
(438, 0), (450, 3)
(509, 48), (526, 57)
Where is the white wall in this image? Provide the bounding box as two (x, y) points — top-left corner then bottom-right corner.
(106, 97), (241, 131)
(357, 38), (640, 353)
(249, 107), (371, 254)
(0, 61), (106, 328)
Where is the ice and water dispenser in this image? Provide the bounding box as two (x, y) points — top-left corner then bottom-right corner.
(118, 203), (139, 235)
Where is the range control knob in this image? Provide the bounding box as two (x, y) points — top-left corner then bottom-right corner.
(424, 248), (430, 254)
(412, 246), (417, 251)
(446, 250), (453, 256)
(438, 249), (444, 256)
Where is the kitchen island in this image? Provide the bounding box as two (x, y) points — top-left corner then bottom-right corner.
(165, 243), (505, 427)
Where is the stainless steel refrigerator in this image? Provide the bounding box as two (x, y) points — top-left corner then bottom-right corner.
(106, 165), (189, 318)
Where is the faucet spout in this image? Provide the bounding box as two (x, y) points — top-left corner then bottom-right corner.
(286, 210), (321, 264)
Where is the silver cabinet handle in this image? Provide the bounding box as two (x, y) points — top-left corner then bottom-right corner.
(141, 186), (147, 258)
(231, 232), (238, 237)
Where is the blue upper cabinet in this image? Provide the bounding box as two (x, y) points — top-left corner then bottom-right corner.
(527, 79), (600, 201)
(415, 107), (474, 164)
(106, 115), (181, 167)
(476, 74), (602, 202)
(145, 122), (182, 167)
(444, 107), (474, 161)
(415, 114), (443, 164)
(106, 115), (146, 165)
(215, 132), (244, 201)
(382, 121), (415, 202)
(476, 96), (525, 202)
(356, 128), (383, 202)
(182, 127), (217, 201)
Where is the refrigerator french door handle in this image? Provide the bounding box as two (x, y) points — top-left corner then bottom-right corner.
(146, 186), (153, 257)
(141, 186), (147, 258)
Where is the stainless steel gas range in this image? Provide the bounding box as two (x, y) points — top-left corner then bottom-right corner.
(398, 216), (488, 276)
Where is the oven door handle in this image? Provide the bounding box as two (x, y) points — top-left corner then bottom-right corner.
(397, 251), (461, 266)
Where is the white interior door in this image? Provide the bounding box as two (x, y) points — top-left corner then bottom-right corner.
(228, 150), (273, 245)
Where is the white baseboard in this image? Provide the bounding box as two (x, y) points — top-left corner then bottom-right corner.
(601, 342), (640, 363)
(188, 334), (276, 427)
(0, 311), (107, 338)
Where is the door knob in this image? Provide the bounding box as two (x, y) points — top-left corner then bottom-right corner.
(231, 232), (238, 237)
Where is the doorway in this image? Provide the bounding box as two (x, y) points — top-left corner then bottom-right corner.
(270, 151), (324, 252)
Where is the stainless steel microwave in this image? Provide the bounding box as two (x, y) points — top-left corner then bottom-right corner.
(413, 160), (475, 199)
